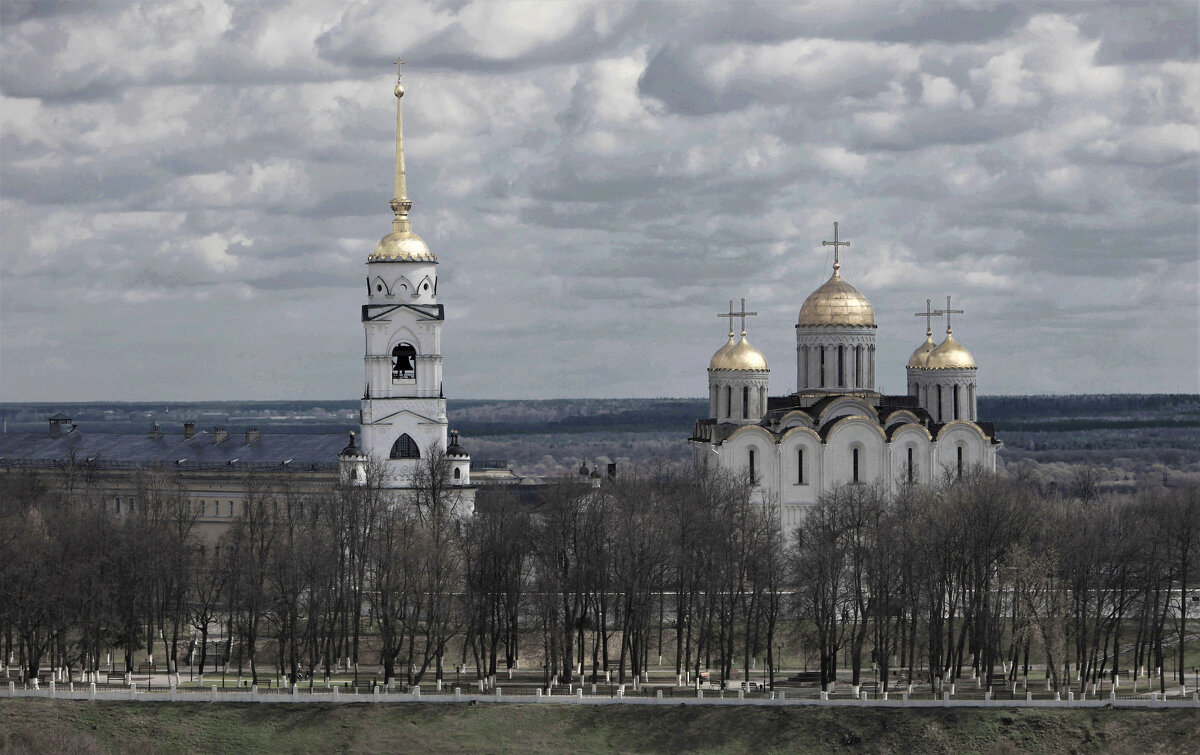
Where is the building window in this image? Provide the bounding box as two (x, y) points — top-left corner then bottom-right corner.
(837, 345), (845, 387)
(742, 386), (749, 419)
(953, 385), (960, 420)
(820, 348), (826, 388)
(907, 446), (914, 483)
(212, 501), (218, 517)
(957, 445), (964, 479)
(391, 342), (417, 380)
(797, 448), (805, 484)
(453, 467), (461, 480)
(748, 449), (756, 485)
(936, 385), (943, 422)
(852, 447), (860, 483)
(390, 433), (420, 459)
(856, 346), (863, 388)
(228, 501), (234, 517)
(725, 385), (732, 418)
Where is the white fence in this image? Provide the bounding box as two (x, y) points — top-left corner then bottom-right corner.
(6, 681), (1199, 709)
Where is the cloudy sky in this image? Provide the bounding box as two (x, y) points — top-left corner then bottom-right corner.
(1, 0), (1196, 402)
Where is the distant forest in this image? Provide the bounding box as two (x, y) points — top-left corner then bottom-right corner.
(2, 394), (1197, 479)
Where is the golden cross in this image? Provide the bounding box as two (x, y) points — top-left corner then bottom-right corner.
(717, 300), (736, 337)
(822, 221), (851, 271)
(914, 298), (937, 336)
(718, 297), (758, 335)
(938, 295), (964, 334)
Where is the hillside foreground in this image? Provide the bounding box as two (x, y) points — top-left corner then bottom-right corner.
(1, 700), (1198, 754)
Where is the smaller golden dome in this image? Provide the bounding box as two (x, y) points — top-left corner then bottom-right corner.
(370, 230), (436, 262)
(711, 335), (769, 372)
(907, 335), (936, 369)
(709, 334), (736, 370)
(797, 271), (876, 327)
(926, 334), (976, 369)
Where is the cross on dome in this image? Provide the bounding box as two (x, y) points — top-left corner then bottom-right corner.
(939, 295), (964, 335)
(719, 298), (758, 336)
(915, 298), (937, 337)
(822, 221), (851, 273)
(717, 300), (735, 338)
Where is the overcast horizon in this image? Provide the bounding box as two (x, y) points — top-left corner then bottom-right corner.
(2, 1), (1197, 402)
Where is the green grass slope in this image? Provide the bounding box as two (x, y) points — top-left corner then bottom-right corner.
(1, 700), (1197, 754)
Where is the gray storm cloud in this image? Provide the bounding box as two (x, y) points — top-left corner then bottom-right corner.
(1, 0), (1196, 401)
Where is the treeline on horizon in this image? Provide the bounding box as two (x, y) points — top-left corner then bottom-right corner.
(2, 394), (1196, 436)
(1, 456), (1197, 697)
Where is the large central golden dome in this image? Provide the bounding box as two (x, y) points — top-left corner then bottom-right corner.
(797, 271), (876, 327)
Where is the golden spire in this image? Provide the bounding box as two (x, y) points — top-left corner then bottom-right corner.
(389, 58), (412, 234)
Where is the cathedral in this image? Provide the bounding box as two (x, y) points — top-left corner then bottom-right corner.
(689, 223), (1000, 533)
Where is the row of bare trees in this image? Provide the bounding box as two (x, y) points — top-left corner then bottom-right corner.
(1, 456), (1196, 695)
(792, 472), (1200, 694)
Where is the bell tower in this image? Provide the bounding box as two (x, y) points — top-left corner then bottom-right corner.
(359, 62), (470, 491)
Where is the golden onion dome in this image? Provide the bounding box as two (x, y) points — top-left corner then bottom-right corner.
(709, 334), (736, 370)
(797, 271), (875, 327)
(926, 334), (976, 369)
(712, 335), (769, 372)
(907, 334), (936, 369)
(370, 230), (437, 262)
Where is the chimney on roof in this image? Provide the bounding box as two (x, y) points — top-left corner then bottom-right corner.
(48, 415), (73, 437)
(212, 427), (229, 445)
(149, 422), (163, 440)
(183, 421), (196, 439)
(245, 427), (260, 445)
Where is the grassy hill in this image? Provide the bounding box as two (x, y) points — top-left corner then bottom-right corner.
(2, 700), (1198, 754)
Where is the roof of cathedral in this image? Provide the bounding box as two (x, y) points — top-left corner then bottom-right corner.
(926, 333), (976, 369)
(797, 270), (876, 327)
(694, 393), (998, 445)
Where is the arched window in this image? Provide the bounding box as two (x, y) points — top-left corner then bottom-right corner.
(748, 448), (757, 485)
(820, 348), (826, 388)
(838, 345), (845, 387)
(852, 447), (860, 483)
(391, 342), (417, 380)
(390, 433), (420, 459)
(453, 467), (461, 480)
(936, 385), (943, 422)
(725, 385), (732, 418)
(907, 446), (915, 483)
(797, 447), (805, 484)
(856, 346), (863, 388)
(956, 445), (964, 479)
(742, 386), (749, 419)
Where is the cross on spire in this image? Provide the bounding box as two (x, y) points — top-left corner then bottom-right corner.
(395, 57), (405, 80)
(718, 298), (758, 336)
(939, 295), (964, 335)
(914, 298), (937, 336)
(822, 221), (851, 273)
